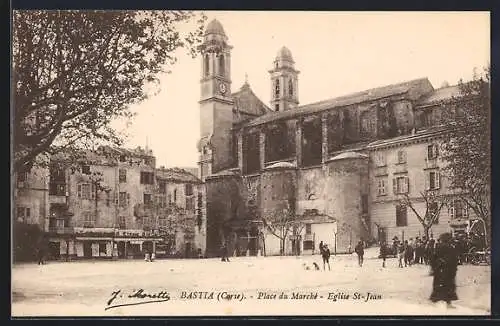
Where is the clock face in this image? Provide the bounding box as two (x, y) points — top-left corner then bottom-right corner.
(219, 82), (227, 94)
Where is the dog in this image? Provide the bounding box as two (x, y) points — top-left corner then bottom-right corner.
(302, 262), (321, 271)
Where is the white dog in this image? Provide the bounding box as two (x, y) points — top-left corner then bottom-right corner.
(302, 262), (321, 271)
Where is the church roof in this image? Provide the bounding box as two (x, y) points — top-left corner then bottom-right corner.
(264, 161), (296, 170)
(415, 84), (461, 107)
(243, 77), (433, 128)
(327, 152), (368, 162)
(232, 83), (272, 116)
(205, 19), (226, 36)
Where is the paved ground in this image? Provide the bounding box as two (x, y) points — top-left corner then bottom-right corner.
(11, 248), (490, 316)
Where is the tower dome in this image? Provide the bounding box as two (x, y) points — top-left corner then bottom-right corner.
(205, 19), (226, 36)
(276, 46), (294, 62)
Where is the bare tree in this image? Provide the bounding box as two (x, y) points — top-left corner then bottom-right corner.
(399, 191), (448, 239)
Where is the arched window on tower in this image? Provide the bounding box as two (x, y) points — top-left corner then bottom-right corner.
(288, 79), (294, 97)
(218, 54), (225, 77)
(274, 79), (280, 98)
(204, 54), (210, 77)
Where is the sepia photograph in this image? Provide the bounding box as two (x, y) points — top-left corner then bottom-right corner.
(11, 10), (491, 317)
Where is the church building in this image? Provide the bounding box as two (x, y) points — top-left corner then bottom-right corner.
(197, 19), (474, 257)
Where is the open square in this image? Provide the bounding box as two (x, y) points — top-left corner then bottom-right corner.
(12, 249), (490, 316)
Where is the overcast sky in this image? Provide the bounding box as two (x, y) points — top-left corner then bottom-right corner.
(118, 11), (490, 169)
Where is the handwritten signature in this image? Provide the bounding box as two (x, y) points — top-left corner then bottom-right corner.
(105, 289), (171, 310)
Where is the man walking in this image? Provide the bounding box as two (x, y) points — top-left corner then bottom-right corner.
(322, 244), (331, 271)
(220, 242), (230, 262)
(355, 240), (364, 267)
(380, 241), (388, 268)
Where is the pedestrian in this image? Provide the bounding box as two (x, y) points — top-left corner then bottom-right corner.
(405, 240), (414, 267)
(430, 233), (459, 308)
(355, 240), (364, 267)
(318, 241), (324, 255)
(221, 242), (230, 262)
(380, 241), (387, 268)
(321, 244), (331, 271)
(397, 242), (404, 268)
(37, 246), (45, 265)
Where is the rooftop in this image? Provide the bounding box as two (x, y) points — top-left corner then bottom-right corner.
(156, 167), (202, 183)
(244, 78), (433, 128)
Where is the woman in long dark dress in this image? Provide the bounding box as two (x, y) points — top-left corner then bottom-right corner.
(430, 233), (459, 308)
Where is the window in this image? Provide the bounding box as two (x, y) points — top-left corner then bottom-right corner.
(186, 196), (195, 211)
(77, 183), (95, 200)
(274, 79), (280, 98)
(397, 150), (407, 164)
(426, 170), (440, 190)
(83, 211), (95, 228)
(422, 110), (433, 127)
(119, 169), (127, 183)
(185, 184), (193, 196)
(374, 152), (387, 167)
(449, 200), (468, 219)
(396, 204), (407, 227)
(81, 164), (91, 175)
(393, 176), (409, 194)
(143, 193), (153, 207)
(288, 79), (294, 97)
(275, 104), (279, 111)
(49, 183), (66, 196)
(218, 54), (225, 76)
(360, 111), (376, 136)
(305, 224), (312, 235)
(158, 196), (167, 208)
(204, 54), (210, 77)
(119, 192), (128, 207)
(158, 180), (166, 194)
(118, 216), (126, 229)
(361, 194), (369, 214)
(173, 189), (177, 203)
(377, 178), (387, 196)
(17, 172), (27, 183)
(428, 202), (439, 224)
(427, 144), (439, 160)
(140, 172), (154, 184)
(16, 207), (30, 222)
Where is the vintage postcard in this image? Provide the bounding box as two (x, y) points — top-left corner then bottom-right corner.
(11, 10), (491, 316)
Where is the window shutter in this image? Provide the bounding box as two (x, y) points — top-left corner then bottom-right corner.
(127, 193), (130, 205)
(427, 145), (432, 160)
(91, 184), (96, 200)
(392, 178), (397, 194)
(464, 202), (469, 218)
(425, 172), (430, 190)
(404, 177), (409, 194)
(435, 170), (441, 189)
(77, 184), (82, 198)
(449, 201), (455, 219)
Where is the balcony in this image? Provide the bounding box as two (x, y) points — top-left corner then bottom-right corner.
(48, 226), (74, 234)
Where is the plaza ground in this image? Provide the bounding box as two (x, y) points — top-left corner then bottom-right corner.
(11, 247), (490, 316)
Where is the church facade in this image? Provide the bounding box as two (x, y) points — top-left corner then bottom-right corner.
(197, 19), (474, 257)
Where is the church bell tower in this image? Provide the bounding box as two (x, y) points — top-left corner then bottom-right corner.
(269, 46), (300, 112)
(198, 19), (234, 180)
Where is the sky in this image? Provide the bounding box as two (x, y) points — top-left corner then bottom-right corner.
(118, 11), (490, 169)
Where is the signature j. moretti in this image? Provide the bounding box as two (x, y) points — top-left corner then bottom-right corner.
(105, 289), (171, 310)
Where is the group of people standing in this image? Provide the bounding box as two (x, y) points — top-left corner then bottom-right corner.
(379, 232), (459, 308)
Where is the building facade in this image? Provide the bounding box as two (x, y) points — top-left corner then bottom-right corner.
(197, 19), (477, 257)
(14, 147), (206, 260)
